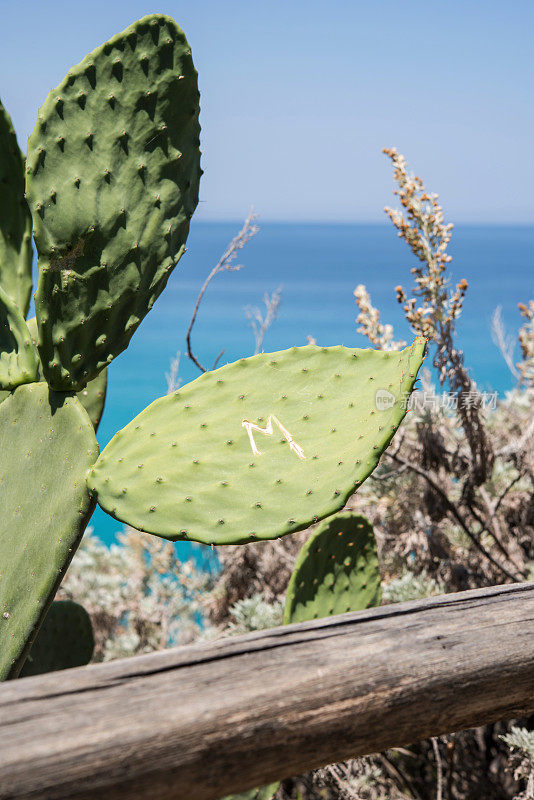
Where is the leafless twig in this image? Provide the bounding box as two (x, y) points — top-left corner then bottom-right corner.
(431, 738), (443, 800)
(165, 351), (181, 394)
(387, 451), (523, 582)
(244, 286), (282, 355)
(491, 306), (519, 379)
(186, 208), (260, 372)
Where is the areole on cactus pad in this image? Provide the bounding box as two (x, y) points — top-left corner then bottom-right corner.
(88, 338), (426, 545)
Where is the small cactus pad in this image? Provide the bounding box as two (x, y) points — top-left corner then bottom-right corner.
(0, 285), (39, 389)
(220, 783), (280, 800)
(27, 14), (202, 390)
(0, 383), (98, 680)
(77, 367), (108, 430)
(284, 513), (381, 624)
(19, 600), (94, 678)
(88, 338), (425, 545)
(0, 98), (33, 316)
(25, 317), (107, 430)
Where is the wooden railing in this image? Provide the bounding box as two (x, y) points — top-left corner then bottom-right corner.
(1, 582), (534, 799)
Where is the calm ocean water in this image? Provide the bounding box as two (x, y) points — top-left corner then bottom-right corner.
(91, 222), (533, 548)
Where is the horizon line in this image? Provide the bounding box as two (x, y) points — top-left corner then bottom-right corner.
(192, 217), (534, 227)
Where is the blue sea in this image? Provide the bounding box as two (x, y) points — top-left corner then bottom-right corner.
(91, 222), (533, 550)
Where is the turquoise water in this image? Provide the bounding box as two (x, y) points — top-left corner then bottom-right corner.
(92, 222), (533, 548)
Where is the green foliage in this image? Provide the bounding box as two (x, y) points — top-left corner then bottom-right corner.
(284, 513), (382, 624)
(220, 782), (280, 800)
(381, 568), (442, 604)
(0, 99), (33, 317)
(0, 286), (38, 389)
(228, 594), (284, 635)
(502, 727), (534, 759)
(60, 528), (210, 661)
(19, 600), (94, 677)
(88, 339), (425, 544)
(0, 383), (98, 680)
(27, 14), (202, 391)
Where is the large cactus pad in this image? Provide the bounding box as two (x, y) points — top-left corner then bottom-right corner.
(0, 383), (98, 680)
(0, 285), (38, 389)
(19, 599), (94, 677)
(284, 513), (382, 624)
(27, 13), (202, 390)
(88, 339), (425, 545)
(0, 99), (33, 316)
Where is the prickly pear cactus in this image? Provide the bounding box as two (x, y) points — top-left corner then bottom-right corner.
(0, 383), (98, 680)
(0, 13), (201, 683)
(284, 513), (381, 624)
(25, 316), (107, 430)
(88, 338), (425, 544)
(0, 99), (33, 316)
(27, 13), (202, 391)
(19, 600), (94, 677)
(0, 285), (38, 389)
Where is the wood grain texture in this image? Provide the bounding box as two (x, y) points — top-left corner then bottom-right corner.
(1, 582), (534, 800)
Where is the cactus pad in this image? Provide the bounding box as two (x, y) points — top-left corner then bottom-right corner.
(27, 13), (202, 390)
(77, 367), (108, 430)
(0, 383), (98, 680)
(25, 316), (107, 430)
(0, 285), (39, 389)
(284, 513), (382, 624)
(88, 338), (425, 545)
(19, 600), (94, 677)
(0, 99), (33, 316)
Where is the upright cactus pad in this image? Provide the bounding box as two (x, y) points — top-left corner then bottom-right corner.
(25, 316), (107, 430)
(19, 600), (94, 677)
(0, 383), (98, 680)
(0, 285), (38, 389)
(88, 338), (425, 544)
(0, 99), (33, 316)
(27, 13), (202, 390)
(284, 513), (382, 624)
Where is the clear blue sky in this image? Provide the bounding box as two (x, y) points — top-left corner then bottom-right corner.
(1, 1), (532, 223)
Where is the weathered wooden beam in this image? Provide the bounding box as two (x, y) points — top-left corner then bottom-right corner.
(1, 582), (533, 799)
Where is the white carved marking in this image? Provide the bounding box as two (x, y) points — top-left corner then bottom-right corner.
(241, 415), (306, 460)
